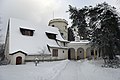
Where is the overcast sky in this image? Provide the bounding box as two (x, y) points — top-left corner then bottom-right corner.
(0, 0), (119, 26)
(0, 0), (120, 43)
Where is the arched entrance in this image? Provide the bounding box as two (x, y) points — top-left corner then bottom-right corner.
(77, 48), (84, 59)
(16, 56), (22, 65)
(68, 48), (75, 60)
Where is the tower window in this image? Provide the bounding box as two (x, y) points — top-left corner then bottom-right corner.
(65, 26), (67, 29)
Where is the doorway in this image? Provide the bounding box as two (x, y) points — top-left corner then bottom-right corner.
(16, 56), (22, 65)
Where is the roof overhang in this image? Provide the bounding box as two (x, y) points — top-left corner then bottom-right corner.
(10, 51), (27, 55)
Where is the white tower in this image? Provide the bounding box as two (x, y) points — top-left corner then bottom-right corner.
(48, 18), (68, 40)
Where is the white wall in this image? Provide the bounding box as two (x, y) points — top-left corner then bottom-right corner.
(25, 55), (51, 61)
(58, 49), (68, 59)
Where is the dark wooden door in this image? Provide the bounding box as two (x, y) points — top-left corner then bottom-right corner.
(16, 56), (22, 65)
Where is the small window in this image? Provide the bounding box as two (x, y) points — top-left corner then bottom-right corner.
(65, 26), (67, 29)
(52, 25), (55, 27)
(63, 51), (64, 53)
(80, 51), (82, 53)
(52, 49), (58, 57)
(20, 28), (34, 36)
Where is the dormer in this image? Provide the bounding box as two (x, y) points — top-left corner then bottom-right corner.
(45, 31), (57, 40)
(20, 27), (35, 36)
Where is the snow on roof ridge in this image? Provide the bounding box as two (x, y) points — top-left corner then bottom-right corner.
(20, 26), (35, 31)
(70, 40), (90, 44)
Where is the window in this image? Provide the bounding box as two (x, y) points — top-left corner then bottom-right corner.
(52, 49), (58, 57)
(46, 33), (56, 39)
(20, 28), (34, 36)
(80, 51), (82, 53)
(52, 25), (55, 27)
(63, 50), (64, 53)
(65, 26), (67, 29)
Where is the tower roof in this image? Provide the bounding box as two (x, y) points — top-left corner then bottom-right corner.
(48, 18), (68, 26)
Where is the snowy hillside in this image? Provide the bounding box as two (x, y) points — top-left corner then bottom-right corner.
(0, 60), (120, 80)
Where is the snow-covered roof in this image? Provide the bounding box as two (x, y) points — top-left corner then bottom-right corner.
(9, 18), (68, 55)
(70, 40), (90, 44)
(20, 26), (35, 31)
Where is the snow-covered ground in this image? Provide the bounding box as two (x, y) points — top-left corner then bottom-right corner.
(0, 60), (120, 80)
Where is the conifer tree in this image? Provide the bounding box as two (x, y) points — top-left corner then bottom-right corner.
(68, 27), (75, 41)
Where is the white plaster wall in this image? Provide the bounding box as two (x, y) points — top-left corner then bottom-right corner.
(25, 48), (68, 61)
(25, 55), (51, 61)
(58, 49), (68, 59)
(10, 52), (25, 65)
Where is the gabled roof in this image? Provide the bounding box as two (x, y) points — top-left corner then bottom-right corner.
(9, 18), (68, 55)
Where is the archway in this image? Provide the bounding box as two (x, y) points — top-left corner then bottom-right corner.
(68, 48), (75, 60)
(16, 56), (22, 65)
(77, 48), (84, 59)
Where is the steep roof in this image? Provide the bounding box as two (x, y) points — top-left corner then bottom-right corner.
(9, 18), (67, 55)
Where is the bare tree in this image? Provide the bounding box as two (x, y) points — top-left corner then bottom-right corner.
(38, 47), (47, 62)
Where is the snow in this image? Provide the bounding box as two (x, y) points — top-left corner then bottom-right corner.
(20, 26), (35, 31)
(70, 40), (90, 44)
(0, 60), (120, 80)
(9, 18), (67, 55)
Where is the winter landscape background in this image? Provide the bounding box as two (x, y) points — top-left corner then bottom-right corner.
(1, 0), (120, 80)
(0, 60), (120, 80)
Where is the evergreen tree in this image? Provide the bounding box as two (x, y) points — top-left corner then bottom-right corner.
(68, 2), (120, 60)
(88, 2), (120, 59)
(68, 27), (75, 41)
(68, 5), (89, 40)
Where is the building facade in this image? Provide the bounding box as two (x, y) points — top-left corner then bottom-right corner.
(4, 18), (69, 65)
(68, 40), (100, 60)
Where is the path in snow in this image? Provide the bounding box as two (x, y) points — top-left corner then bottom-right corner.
(0, 60), (120, 80)
(52, 60), (120, 80)
(52, 61), (87, 80)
